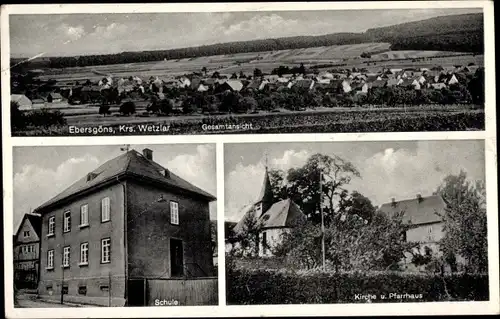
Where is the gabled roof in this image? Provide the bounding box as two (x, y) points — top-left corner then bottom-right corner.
(260, 199), (305, 228)
(15, 213), (42, 239)
(378, 195), (446, 225)
(34, 150), (215, 213)
(225, 80), (243, 92)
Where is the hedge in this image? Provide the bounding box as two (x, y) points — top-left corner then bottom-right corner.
(226, 269), (489, 304)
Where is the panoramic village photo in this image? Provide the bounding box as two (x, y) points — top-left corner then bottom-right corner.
(9, 8), (485, 136)
(12, 144), (218, 307)
(224, 140), (489, 304)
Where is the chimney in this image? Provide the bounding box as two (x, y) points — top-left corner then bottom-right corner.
(417, 194), (423, 203)
(142, 148), (153, 161)
(391, 197), (397, 207)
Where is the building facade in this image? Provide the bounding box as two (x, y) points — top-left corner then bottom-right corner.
(13, 213), (42, 288)
(377, 194), (463, 270)
(34, 148), (215, 306)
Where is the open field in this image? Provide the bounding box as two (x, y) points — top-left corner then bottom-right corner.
(34, 43), (483, 83)
(13, 105), (484, 136)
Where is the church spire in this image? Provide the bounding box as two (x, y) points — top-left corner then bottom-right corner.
(256, 154), (274, 212)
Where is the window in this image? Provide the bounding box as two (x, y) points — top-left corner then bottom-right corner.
(262, 231), (268, 254)
(78, 286), (87, 295)
(101, 197), (110, 222)
(47, 250), (54, 269)
(48, 216), (55, 236)
(23, 230), (30, 237)
(170, 201), (179, 225)
(80, 243), (89, 265)
(63, 211), (71, 232)
(99, 285), (109, 292)
(63, 246), (70, 267)
(101, 238), (110, 263)
(80, 204), (89, 227)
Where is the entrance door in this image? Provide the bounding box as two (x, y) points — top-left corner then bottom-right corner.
(170, 239), (184, 277)
(127, 279), (146, 306)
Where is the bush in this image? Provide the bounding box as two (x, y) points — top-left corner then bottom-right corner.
(24, 109), (67, 128)
(11, 101), (26, 130)
(226, 268), (489, 304)
(159, 99), (174, 115)
(120, 101), (136, 115)
(99, 104), (111, 116)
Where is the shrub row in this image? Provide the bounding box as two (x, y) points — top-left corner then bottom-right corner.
(226, 268), (489, 304)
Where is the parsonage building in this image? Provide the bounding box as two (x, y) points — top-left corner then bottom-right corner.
(33, 148), (216, 306)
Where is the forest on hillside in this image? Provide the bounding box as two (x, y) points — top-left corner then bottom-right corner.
(13, 13), (483, 69)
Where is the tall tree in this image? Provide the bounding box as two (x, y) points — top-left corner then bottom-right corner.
(436, 171), (487, 273)
(286, 153), (360, 225)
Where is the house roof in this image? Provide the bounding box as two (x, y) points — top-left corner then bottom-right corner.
(431, 83), (447, 89)
(49, 92), (63, 99)
(202, 78), (216, 86)
(34, 149), (215, 213)
(378, 195), (446, 225)
(11, 94), (32, 106)
(260, 199), (305, 228)
(224, 80), (244, 91)
(15, 213), (42, 239)
(293, 79), (314, 89)
(246, 79), (263, 90)
(371, 79), (387, 88)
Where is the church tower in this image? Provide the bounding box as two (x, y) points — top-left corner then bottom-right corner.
(254, 165), (274, 218)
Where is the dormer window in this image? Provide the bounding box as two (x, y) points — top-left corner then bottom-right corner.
(87, 172), (98, 182)
(159, 169), (170, 178)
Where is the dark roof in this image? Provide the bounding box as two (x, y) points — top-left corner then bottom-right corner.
(34, 150), (215, 213)
(371, 79), (387, 88)
(256, 169), (274, 204)
(202, 78), (216, 86)
(246, 80), (263, 90)
(293, 79), (314, 89)
(378, 195), (446, 225)
(351, 82), (366, 90)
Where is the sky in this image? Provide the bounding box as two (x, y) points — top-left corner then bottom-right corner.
(12, 144), (217, 231)
(224, 140), (485, 222)
(9, 8), (482, 58)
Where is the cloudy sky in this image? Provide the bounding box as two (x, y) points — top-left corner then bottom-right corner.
(224, 140), (485, 222)
(10, 8), (481, 57)
(13, 144), (216, 231)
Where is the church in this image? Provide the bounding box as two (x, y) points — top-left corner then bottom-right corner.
(233, 166), (305, 257)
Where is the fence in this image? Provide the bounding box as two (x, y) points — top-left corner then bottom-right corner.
(128, 277), (218, 306)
